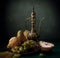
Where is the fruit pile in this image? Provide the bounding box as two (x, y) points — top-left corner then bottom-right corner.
(7, 30), (39, 54)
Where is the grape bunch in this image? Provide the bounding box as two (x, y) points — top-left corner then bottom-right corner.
(11, 40), (37, 54)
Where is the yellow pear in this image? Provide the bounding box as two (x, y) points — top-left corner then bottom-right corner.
(23, 30), (30, 40)
(17, 30), (22, 38)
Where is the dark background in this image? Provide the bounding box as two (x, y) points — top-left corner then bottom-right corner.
(0, 0), (60, 51)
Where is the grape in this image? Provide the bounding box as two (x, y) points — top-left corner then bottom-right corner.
(14, 46), (19, 50)
(19, 47), (23, 51)
(11, 48), (17, 53)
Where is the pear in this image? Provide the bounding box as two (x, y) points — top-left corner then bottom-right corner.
(7, 37), (21, 48)
(17, 30), (22, 38)
(23, 30), (30, 40)
(17, 30), (27, 43)
(39, 41), (54, 51)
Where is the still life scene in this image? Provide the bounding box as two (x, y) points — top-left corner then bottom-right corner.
(0, 0), (60, 58)
(6, 6), (54, 57)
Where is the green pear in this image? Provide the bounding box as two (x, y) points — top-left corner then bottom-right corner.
(17, 30), (23, 38)
(17, 30), (27, 43)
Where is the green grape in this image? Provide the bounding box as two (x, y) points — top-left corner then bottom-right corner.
(14, 46), (19, 51)
(22, 42), (27, 46)
(17, 50), (20, 53)
(11, 48), (17, 53)
(19, 47), (23, 51)
(19, 46), (25, 53)
(26, 40), (30, 44)
(24, 46), (27, 50)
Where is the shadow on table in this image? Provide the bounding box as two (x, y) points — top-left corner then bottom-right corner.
(21, 50), (60, 58)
